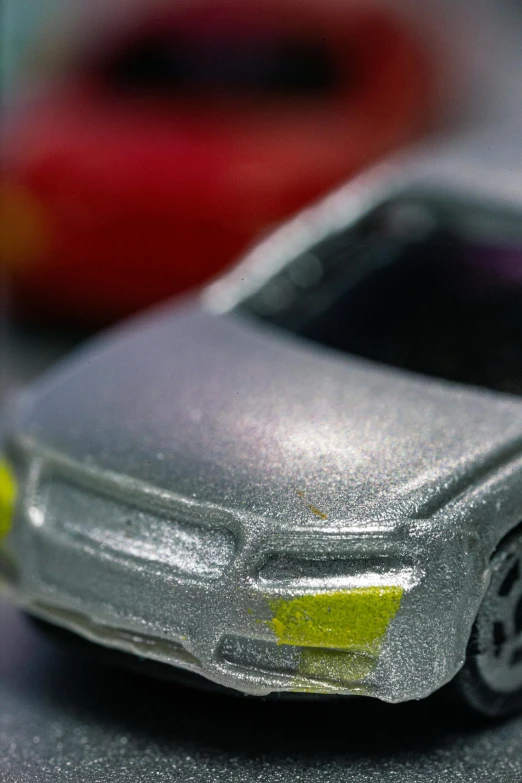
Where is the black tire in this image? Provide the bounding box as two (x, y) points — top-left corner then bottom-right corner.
(455, 526), (522, 718)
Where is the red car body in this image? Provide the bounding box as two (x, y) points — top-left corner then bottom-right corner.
(3, 0), (433, 323)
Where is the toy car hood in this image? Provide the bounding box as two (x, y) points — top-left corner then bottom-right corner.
(10, 299), (522, 528)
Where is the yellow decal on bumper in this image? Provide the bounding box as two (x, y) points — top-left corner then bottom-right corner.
(0, 460), (17, 538)
(268, 587), (404, 689)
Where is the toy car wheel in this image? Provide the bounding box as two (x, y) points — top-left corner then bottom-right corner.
(457, 527), (522, 717)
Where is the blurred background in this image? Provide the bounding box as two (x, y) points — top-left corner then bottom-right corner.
(2, 0), (522, 390)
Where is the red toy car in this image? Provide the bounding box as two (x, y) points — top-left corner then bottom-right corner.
(2, 0), (433, 323)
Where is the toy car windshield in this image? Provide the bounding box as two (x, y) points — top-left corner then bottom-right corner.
(226, 180), (522, 395)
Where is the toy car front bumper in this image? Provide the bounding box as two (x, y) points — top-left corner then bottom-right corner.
(1, 440), (483, 702)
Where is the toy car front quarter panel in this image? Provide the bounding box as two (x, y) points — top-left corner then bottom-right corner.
(3, 304), (522, 702)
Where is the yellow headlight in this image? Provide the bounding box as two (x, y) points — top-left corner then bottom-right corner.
(0, 460), (17, 538)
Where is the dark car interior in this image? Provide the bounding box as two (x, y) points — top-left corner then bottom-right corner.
(240, 198), (522, 395)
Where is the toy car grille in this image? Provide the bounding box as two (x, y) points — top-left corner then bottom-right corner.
(219, 634), (374, 690)
(37, 477), (236, 580)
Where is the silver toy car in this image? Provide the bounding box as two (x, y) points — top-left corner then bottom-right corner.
(3, 137), (522, 716)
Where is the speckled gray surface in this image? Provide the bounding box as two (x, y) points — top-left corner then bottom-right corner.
(2, 599), (522, 782)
